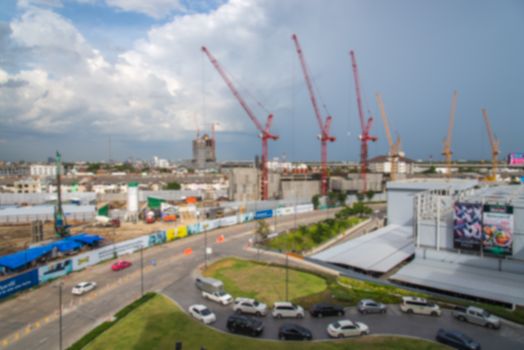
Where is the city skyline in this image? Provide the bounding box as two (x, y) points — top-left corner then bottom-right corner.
(0, 0), (523, 162)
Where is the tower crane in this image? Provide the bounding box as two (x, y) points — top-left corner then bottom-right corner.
(349, 50), (377, 193)
(292, 34), (336, 196)
(202, 46), (278, 200)
(442, 91), (458, 178)
(481, 108), (499, 181)
(375, 93), (401, 181)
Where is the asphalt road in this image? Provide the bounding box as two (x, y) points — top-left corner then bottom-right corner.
(2, 208), (524, 350)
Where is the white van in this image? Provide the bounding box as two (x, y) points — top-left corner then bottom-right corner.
(195, 277), (224, 293)
(400, 296), (441, 316)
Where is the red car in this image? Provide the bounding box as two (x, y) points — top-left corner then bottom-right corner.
(111, 260), (132, 271)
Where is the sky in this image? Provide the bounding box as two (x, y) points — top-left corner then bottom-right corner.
(0, 0), (523, 163)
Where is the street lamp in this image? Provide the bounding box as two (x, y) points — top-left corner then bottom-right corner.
(140, 244), (144, 297)
(53, 281), (63, 350)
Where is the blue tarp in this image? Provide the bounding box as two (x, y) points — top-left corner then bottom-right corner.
(0, 233), (102, 270)
(0, 246), (54, 270)
(70, 233), (103, 245)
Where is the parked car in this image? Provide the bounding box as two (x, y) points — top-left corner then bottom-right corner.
(278, 323), (313, 341)
(358, 299), (387, 314)
(71, 281), (97, 295)
(188, 304), (216, 324)
(111, 260), (132, 271)
(202, 290), (233, 305)
(272, 302), (304, 319)
(400, 296), (441, 316)
(195, 277), (224, 293)
(436, 328), (481, 350)
(309, 303), (345, 318)
(233, 297), (268, 316)
(452, 306), (500, 329)
(327, 320), (369, 338)
(226, 314), (264, 337)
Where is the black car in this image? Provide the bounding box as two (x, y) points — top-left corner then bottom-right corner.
(226, 314), (264, 337)
(309, 303), (345, 318)
(278, 323), (313, 341)
(436, 329), (481, 350)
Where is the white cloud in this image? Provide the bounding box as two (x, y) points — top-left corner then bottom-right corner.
(105, 0), (186, 19)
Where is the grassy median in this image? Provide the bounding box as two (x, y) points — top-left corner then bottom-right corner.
(84, 293), (444, 350)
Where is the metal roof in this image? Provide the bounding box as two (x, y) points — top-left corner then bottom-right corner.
(386, 179), (478, 192)
(311, 225), (415, 274)
(390, 256), (524, 306)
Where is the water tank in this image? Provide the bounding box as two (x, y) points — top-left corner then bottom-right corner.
(127, 182), (139, 213)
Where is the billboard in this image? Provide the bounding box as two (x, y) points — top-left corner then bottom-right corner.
(255, 209), (273, 220)
(453, 202), (483, 251)
(73, 250), (99, 271)
(482, 204), (513, 256)
(149, 231), (166, 246)
(39, 259), (73, 284)
(508, 152), (524, 166)
(0, 269), (39, 300)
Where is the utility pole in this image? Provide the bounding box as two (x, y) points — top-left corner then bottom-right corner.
(140, 245), (144, 296)
(56, 282), (63, 350)
(285, 252), (289, 301)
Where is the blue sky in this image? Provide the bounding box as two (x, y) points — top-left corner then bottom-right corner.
(0, 0), (523, 163)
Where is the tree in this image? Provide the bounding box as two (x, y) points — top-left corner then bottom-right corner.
(165, 181), (181, 190)
(255, 220), (271, 243)
(422, 165), (437, 174)
(337, 192), (347, 206)
(365, 190), (375, 202)
(312, 194), (320, 209)
(356, 193), (365, 202)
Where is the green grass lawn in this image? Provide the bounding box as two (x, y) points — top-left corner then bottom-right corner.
(85, 294), (445, 350)
(203, 258), (327, 305)
(266, 216), (363, 253)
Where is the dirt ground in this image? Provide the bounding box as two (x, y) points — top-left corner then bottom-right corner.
(0, 213), (198, 256)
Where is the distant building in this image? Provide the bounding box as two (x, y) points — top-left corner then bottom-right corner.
(330, 173), (384, 192)
(30, 164), (63, 178)
(368, 154), (415, 175)
(226, 167), (280, 201)
(14, 177), (42, 193)
(0, 164), (30, 177)
(153, 156), (170, 169)
(192, 134), (216, 169)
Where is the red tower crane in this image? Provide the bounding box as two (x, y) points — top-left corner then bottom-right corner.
(292, 34), (336, 195)
(349, 50), (377, 193)
(202, 46), (278, 200)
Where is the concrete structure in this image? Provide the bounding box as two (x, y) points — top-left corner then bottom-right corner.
(192, 134), (216, 169)
(330, 173), (383, 193)
(14, 178), (42, 194)
(368, 154), (415, 175)
(226, 168), (280, 201)
(281, 178), (320, 202)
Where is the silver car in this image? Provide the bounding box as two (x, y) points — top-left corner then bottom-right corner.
(358, 299), (387, 314)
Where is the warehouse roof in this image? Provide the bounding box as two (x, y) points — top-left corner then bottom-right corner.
(386, 178), (478, 192)
(311, 225), (415, 274)
(390, 256), (524, 306)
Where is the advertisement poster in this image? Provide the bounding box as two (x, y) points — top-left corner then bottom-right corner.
(39, 259), (73, 284)
(176, 225), (188, 239)
(0, 269), (39, 300)
(453, 202), (483, 251)
(166, 228), (176, 241)
(149, 231), (166, 246)
(240, 212), (254, 223)
(482, 205), (513, 256)
(73, 251), (99, 271)
(276, 206), (295, 217)
(255, 209), (273, 220)
(219, 216), (238, 227)
(187, 223), (202, 235)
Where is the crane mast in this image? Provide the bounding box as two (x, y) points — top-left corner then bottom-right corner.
(481, 108), (499, 181)
(442, 91), (458, 178)
(375, 93), (400, 181)
(292, 34), (335, 195)
(201, 46), (278, 200)
(350, 50), (377, 193)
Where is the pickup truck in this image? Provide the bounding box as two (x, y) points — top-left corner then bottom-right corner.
(452, 306), (501, 329)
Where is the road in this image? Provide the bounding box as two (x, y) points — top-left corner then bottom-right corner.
(0, 209), (338, 350)
(2, 208), (523, 350)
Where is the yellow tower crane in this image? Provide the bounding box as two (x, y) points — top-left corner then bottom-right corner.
(442, 91), (458, 178)
(375, 93), (401, 181)
(481, 108), (499, 181)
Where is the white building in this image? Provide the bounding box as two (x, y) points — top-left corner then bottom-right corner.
(368, 155), (414, 175)
(30, 164), (64, 177)
(153, 156), (170, 169)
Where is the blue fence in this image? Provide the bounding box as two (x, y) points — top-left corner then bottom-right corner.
(0, 269), (39, 299)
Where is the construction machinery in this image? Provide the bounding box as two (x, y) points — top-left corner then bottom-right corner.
(292, 34), (336, 196)
(54, 151), (70, 237)
(481, 108), (500, 181)
(375, 93), (401, 181)
(202, 46), (278, 200)
(349, 50), (377, 193)
(442, 91), (458, 178)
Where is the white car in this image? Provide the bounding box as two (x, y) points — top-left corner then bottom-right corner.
(272, 302), (304, 319)
(400, 296), (441, 316)
(188, 304), (216, 324)
(72, 281), (97, 295)
(327, 320), (369, 338)
(202, 290), (233, 305)
(233, 297), (268, 316)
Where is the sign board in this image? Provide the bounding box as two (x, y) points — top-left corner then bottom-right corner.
(0, 269), (39, 300)
(482, 204), (513, 256)
(276, 206), (295, 217)
(508, 152), (524, 166)
(38, 259), (73, 284)
(453, 202), (483, 251)
(255, 209), (273, 220)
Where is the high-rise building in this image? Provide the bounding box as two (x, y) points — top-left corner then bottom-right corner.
(192, 134), (216, 169)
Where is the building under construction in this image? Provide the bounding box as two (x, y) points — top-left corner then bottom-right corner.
(192, 134), (216, 169)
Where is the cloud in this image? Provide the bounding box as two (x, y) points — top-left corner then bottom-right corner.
(105, 0), (186, 19)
